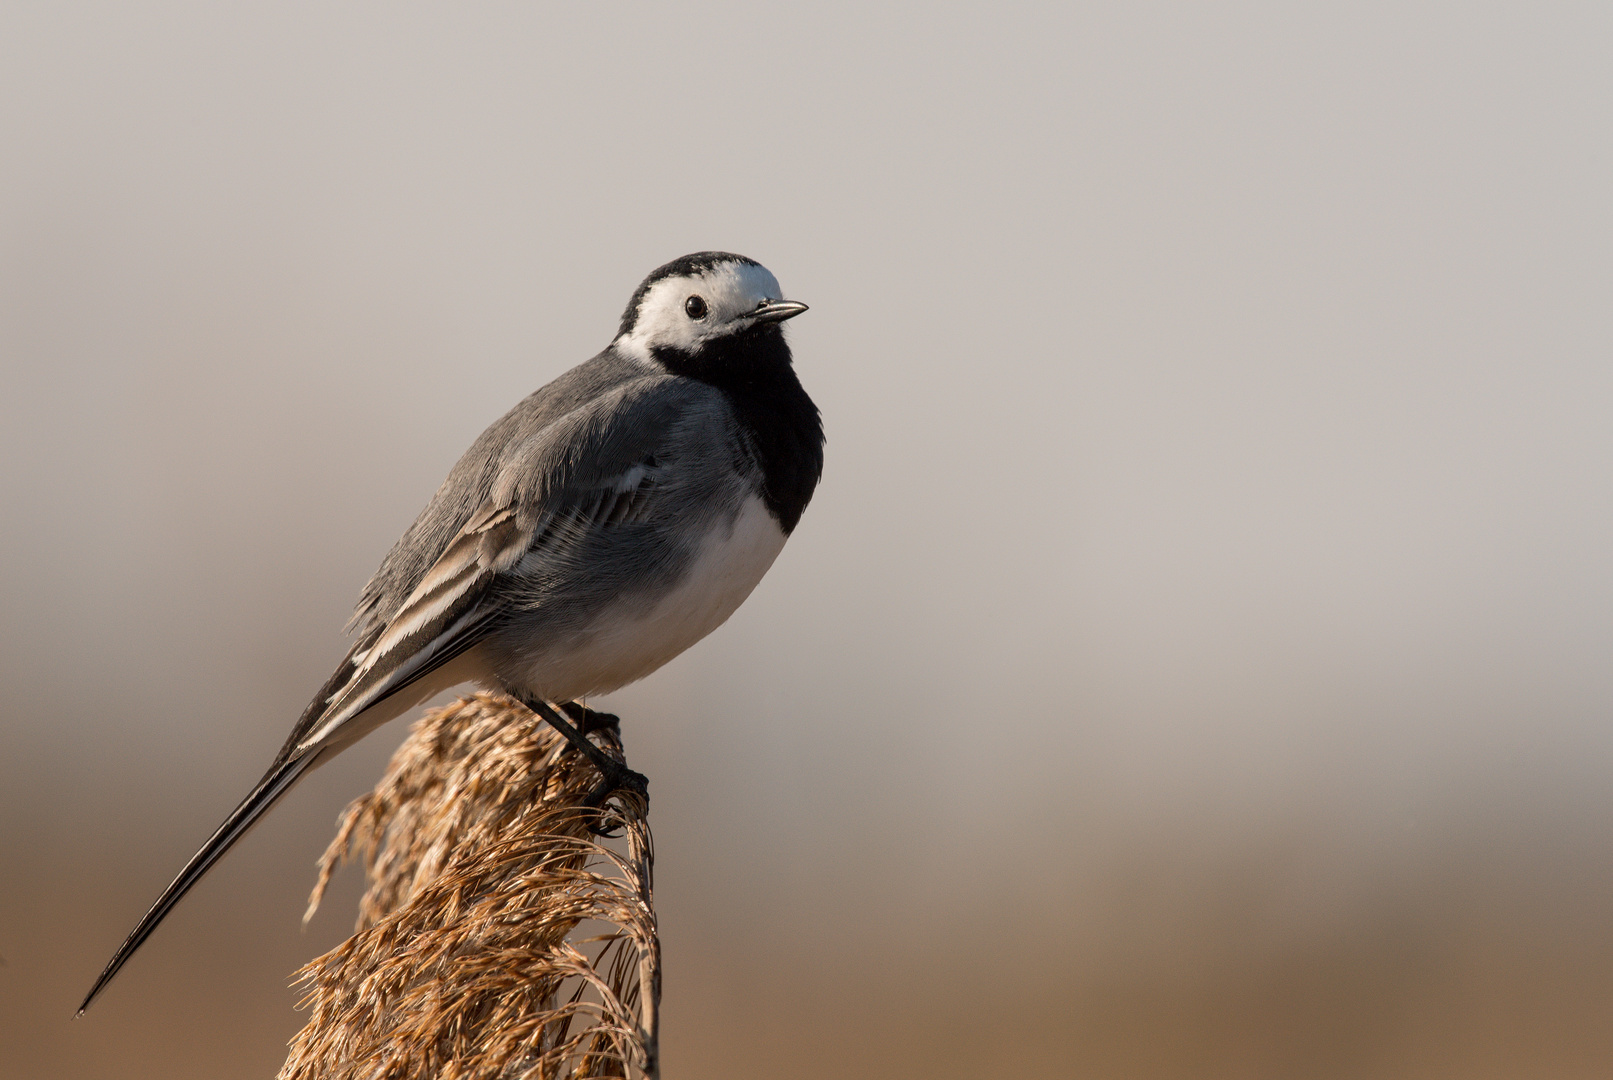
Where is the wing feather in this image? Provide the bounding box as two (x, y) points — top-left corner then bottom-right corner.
(289, 448), (673, 756)
(288, 505), (531, 754)
(286, 377), (714, 759)
(83, 366), (728, 1014)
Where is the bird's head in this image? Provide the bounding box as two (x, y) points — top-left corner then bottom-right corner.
(614, 252), (808, 365)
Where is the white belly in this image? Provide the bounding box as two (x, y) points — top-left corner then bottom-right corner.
(512, 494), (788, 701)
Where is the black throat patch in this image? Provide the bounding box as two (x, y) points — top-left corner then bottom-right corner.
(652, 325), (824, 534)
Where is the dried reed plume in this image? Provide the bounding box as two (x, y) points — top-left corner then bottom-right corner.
(280, 692), (659, 1080)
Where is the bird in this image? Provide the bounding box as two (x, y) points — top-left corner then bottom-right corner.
(78, 251), (823, 1015)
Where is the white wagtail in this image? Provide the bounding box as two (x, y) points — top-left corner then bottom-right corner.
(79, 252), (822, 1013)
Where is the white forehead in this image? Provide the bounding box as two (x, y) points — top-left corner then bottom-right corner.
(679, 260), (782, 311)
(617, 261), (784, 359)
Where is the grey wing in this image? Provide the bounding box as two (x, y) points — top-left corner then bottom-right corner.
(276, 375), (719, 762)
(78, 369), (726, 1016)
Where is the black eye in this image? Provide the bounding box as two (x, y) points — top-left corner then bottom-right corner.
(684, 295), (708, 320)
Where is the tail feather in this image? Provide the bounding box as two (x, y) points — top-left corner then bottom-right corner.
(75, 752), (321, 1016)
(76, 647), (496, 1017)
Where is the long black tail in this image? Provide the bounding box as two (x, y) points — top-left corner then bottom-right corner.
(76, 751), (321, 1015)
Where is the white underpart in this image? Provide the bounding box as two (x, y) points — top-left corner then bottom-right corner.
(615, 261), (786, 362)
(506, 494), (787, 701)
(299, 498), (786, 756)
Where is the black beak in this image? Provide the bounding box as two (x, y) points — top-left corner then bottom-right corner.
(749, 300), (809, 323)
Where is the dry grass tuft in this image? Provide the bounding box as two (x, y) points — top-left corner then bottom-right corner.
(280, 692), (659, 1080)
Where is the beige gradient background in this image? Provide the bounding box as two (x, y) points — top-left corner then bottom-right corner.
(3, 3), (1611, 1078)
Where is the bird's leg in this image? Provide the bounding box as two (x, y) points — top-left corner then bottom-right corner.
(559, 699), (619, 734)
(558, 701), (651, 830)
(516, 694), (649, 811)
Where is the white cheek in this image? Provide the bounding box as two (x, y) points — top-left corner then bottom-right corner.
(615, 261), (785, 358)
(617, 285), (704, 359)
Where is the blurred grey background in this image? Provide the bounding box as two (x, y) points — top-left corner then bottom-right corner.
(2, 3), (1610, 1077)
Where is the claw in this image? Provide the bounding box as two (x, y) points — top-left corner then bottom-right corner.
(582, 765), (647, 837)
(561, 701), (622, 736)
(587, 809), (625, 839)
(517, 695), (648, 834)
(584, 764), (649, 806)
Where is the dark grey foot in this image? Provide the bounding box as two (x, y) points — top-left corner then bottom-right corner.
(559, 700), (620, 735)
(580, 761), (649, 818)
(518, 695), (648, 835)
